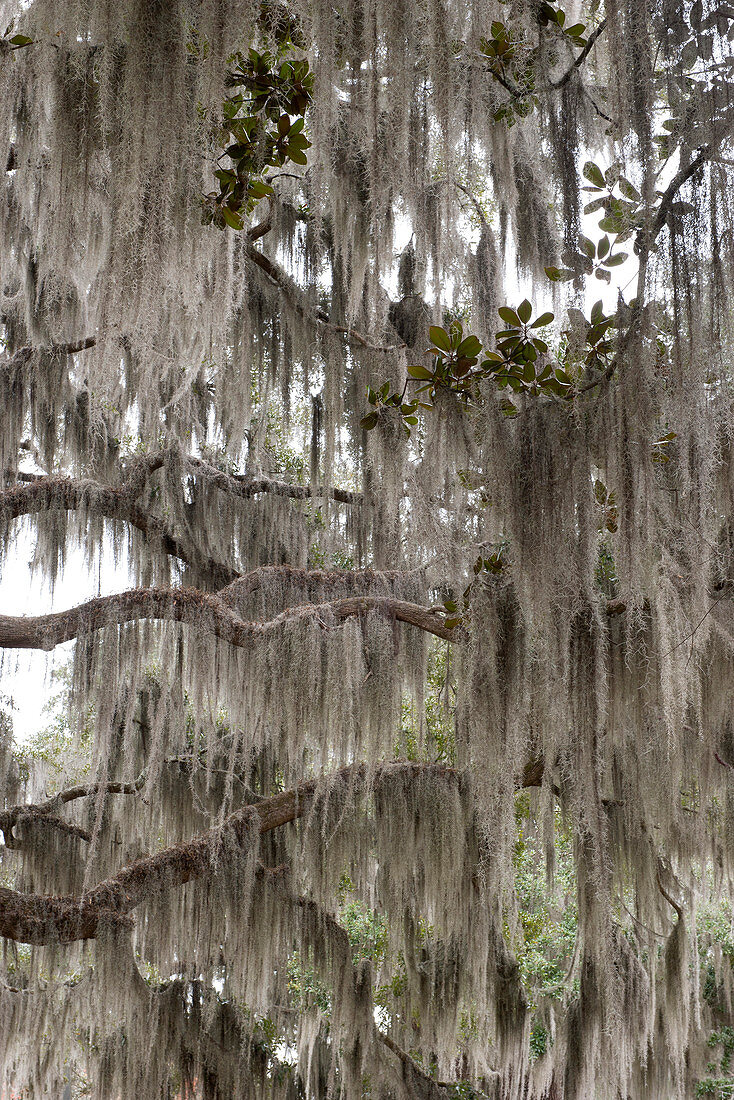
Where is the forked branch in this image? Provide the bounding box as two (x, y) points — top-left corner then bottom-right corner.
(0, 759), (545, 945)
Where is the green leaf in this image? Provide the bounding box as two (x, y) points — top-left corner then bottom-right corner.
(603, 252), (628, 267)
(584, 197), (607, 215)
(444, 600), (458, 613)
(544, 266), (574, 282)
(618, 177), (641, 202)
(8, 33), (32, 45)
(530, 311), (554, 328)
(360, 412), (378, 430)
(499, 397), (518, 417)
(598, 216), (621, 234)
(429, 326), (452, 352)
(222, 206), (245, 230)
(249, 179), (274, 198)
(517, 299), (532, 324)
(583, 161), (605, 189)
(407, 364), (435, 380)
(403, 415), (419, 425)
(597, 236), (610, 260)
(579, 235), (596, 260)
(498, 306), (521, 326)
(457, 335), (482, 357)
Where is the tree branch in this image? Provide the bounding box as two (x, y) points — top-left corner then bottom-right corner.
(0, 773), (146, 848)
(649, 145), (711, 241)
(0, 337), (96, 374)
(550, 19), (608, 90)
(245, 243), (405, 354)
(579, 145), (714, 395)
(0, 762), (442, 944)
(0, 475), (239, 586)
(186, 455), (363, 505)
(0, 587), (457, 651)
(0, 757), (547, 945)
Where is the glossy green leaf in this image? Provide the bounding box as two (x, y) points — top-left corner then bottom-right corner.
(222, 206), (244, 230)
(407, 364), (435, 380)
(499, 306), (521, 326)
(429, 326), (452, 352)
(458, 335), (482, 357)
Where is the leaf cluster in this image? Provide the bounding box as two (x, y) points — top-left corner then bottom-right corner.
(537, 3), (588, 47)
(203, 47), (313, 230)
(440, 546), (509, 631)
(359, 381), (424, 437)
(480, 5), (594, 125)
(405, 307), (569, 422)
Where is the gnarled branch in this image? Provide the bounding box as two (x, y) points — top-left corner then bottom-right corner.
(0, 759), (545, 945)
(0, 773), (147, 848)
(0, 587), (457, 651)
(0, 475), (239, 587)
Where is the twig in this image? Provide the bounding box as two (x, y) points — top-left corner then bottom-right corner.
(246, 243), (404, 354)
(551, 19), (608, 90)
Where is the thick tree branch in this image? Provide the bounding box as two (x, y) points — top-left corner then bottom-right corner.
(0, 763), (432, 944)
(0, 577), (630, 653)
(0, 475), (239, 586)
(0, 587), (457, 651)
(0, 758), (545, 945)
